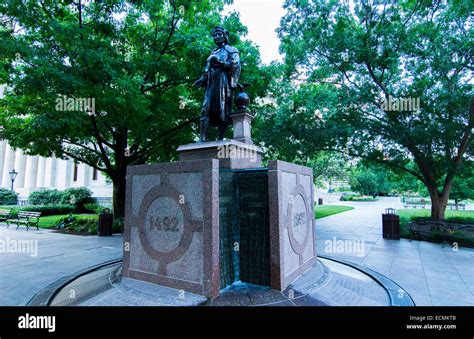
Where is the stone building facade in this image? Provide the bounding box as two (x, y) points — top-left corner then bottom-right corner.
(0, 140), (112, 204)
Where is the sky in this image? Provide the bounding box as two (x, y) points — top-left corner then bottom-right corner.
(224, 0), (286, 65)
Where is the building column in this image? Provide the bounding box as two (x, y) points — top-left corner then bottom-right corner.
(24, 156), (39, 189)
(54, 158), (69, 189)
(0, 140), (7, 186)
(1, 143), (16, 189)
(36, 157), (46, 188)
(45, 157), (57, 188)
(13, 151), (27, 189)
(65, 160), (73, 188)
(83, 164), (91, 187)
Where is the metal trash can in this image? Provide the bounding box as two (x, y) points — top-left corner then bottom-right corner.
(382, 208), (400, 240)
(98, 208), (113, 236)
(318, 198), (323, 205)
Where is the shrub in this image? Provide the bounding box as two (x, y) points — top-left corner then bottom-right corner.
(340, 193), (377, 202)
(60, 187), (95, 213)
(28, 189), (62, 205)
(8, 204), (75, 216)
(0, 188), (17, 205)
(84, 202), (103, 214)
(113, 217), (124, 233)
(55, 214), (98, 235)
(333, 186), (351, 193)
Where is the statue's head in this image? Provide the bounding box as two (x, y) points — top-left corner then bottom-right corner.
(212, 26), (229, 46)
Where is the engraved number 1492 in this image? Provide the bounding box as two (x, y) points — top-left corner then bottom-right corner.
(149, 216), (180, 232)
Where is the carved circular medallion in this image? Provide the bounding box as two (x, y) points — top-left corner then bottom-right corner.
(137, 184), (194, 263)
(286, 185), (311, 255)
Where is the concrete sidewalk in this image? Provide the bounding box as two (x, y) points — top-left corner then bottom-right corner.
(316, 197), (474, 306)
(0, 225), (123, 306)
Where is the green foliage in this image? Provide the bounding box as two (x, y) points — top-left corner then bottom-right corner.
(333, 186), (351, 193)
(308, 151), (352, 187)
(38, 213), (97, 229)
(28, 187), (97, 212)
(55, 214), (98, 235)
(269, 0), (473, 220)
(59, 187), (95, 212)
(340, 193), (378, 202)
(84, 202), (103, 214)
(349, 165), (392, 196)
(450, 163), (474, 203)
(7, 204), (75, 217)
(0, 0), (269, 218)
(28, 189), (62, 205)
(397, 208), (474, 247)
(113, 217), (124, 233)
(315, 205), (353, 219)
(0, 188), (17, 205)
(397, 209), (474, 226)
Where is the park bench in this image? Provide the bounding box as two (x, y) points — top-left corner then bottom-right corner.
(447, 202), (466, 211)
(403, 199), (426, 209)
(0, 209), (10, 223)
(7, 211), (41, 231)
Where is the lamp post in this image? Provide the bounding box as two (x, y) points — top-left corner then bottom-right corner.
(9, 169), (18, 191)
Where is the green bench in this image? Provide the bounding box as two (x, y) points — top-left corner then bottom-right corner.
(7, 211), (41, 230)
(0, 209), (10, 223)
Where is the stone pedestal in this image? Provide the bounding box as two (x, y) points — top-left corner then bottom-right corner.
(123, 158), (317, 298)
(123, 114), (316, 298)
(177, 139), (263, 169)
(230, 111), (254, 144)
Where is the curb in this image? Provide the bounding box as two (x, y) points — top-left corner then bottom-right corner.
(26, 258), (123, 306)
(319, 255), (415, 306)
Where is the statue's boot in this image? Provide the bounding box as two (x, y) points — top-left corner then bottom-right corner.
(218, 124), (227, 140)
(200, 119), (209, 142)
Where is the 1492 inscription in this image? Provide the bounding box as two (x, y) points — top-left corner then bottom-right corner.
(293, 212), (306, 230)
(149, 216), (180, 232)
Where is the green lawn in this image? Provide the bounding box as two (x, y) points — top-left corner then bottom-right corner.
(38, 214), (98, 229)
(315, 205), (354, 219)
(397, 209), (474, 226)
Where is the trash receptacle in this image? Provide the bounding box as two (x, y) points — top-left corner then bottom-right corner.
(318, 198), (323, 205)
(98, 208), (113, 236)
(382, 208), (400, 240)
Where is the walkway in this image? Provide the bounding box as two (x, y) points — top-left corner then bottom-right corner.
(316, 197), (474, 306)
(0, 225), (122, 306)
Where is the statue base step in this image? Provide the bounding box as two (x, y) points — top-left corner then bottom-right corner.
(176, 139), (264, 169)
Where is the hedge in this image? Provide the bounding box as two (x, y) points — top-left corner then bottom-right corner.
(5, 204), (75, 216)
(0, 188), (18, 205)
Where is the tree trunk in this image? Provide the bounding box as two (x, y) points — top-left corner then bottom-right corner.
(428, 188), (449, 221)
(112, 171), (127, 221)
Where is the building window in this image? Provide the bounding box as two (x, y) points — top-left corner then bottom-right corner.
(73, 161), (78, 182)
(92, 168), (98, 181)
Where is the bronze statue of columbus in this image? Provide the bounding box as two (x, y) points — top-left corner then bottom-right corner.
(194, 26), (241, 142)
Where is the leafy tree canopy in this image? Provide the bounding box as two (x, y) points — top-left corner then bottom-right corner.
(267, 0), (473, 219)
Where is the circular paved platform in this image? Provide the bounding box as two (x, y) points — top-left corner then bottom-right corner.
(35, 257), (413, 307)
